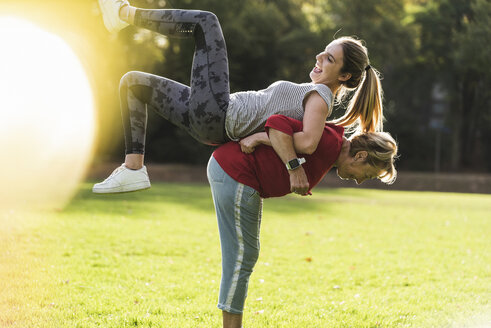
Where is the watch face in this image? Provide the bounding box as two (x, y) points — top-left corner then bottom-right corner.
(288, 158), (300, 170)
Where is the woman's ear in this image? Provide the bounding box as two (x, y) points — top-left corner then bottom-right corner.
(354, 151), (368, 161)
(339, 72), (351, 82)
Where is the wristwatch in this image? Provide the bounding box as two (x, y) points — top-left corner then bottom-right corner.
(285, 157), (306, 170)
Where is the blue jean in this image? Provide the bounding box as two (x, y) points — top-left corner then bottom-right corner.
(207, 156), (263, 314)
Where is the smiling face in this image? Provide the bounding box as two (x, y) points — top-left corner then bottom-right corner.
(336, 151), (382, 185)
(309, 41), (349, 90)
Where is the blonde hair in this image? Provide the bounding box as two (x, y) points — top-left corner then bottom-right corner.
(349, 131), (398, 184)
(330, 37), (384, 133)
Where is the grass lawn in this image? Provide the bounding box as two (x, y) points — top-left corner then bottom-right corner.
(1, 183), (490, 328)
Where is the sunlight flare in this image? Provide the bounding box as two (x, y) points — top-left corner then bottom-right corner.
(0, 16), (94, 210)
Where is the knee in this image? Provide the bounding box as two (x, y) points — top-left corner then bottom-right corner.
(199, 11), (219, 25)
(242, 245), (260, 273)
(222, 243), (260, 278)
(119, 71), (140, 91)
(120, 71), (153, 101)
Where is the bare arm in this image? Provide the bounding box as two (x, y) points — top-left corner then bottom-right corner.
(292, 92), (329, 154)
(268, 129), (310, 195)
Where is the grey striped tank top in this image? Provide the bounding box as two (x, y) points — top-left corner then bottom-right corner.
(224, 81), (333, 141)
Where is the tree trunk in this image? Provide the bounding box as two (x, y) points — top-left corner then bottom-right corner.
(450, 79), (463, 171)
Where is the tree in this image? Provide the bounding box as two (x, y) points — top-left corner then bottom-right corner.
(414, 0), (491, 171)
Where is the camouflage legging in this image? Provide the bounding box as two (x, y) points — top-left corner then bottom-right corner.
(120, 9), (230, 154)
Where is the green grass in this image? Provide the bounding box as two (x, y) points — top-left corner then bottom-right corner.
(1, 183), (490, 328)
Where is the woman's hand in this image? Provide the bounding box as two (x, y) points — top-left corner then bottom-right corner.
(239, 132), (271, 153)
(239, 135), (258, 153)
(289, 166), (310, 195)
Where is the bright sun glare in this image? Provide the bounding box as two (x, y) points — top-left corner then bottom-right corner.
(0, 17), (94, 210)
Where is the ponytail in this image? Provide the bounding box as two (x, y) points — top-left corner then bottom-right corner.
(329, 37), (384, 133)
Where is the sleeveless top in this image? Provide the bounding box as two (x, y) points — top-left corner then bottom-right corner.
(224, 81), (333, 141)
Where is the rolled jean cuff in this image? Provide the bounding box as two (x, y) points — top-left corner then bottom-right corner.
(217, 303), (243, 314)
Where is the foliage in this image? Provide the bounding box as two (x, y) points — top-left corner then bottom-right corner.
(410, 0), (491, 171)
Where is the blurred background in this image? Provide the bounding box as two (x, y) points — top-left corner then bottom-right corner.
(1, 0), (490, 173)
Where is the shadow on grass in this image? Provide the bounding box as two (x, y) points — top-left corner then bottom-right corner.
(65, 182), (342, 217)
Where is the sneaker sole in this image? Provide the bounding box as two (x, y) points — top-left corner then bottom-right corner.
(93, 181), (151, 194)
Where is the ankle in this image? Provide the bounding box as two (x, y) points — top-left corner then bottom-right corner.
(125, 153), (144, 170)
(119, 5), (135, 24)
(119, 5), (130, 22)
(124, 163), (143, 170)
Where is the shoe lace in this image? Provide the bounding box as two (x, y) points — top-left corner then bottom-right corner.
(102, 165), (125, 182)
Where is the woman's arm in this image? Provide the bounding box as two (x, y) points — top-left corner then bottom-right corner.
(241, 92), (329, 155)
(268, 128), (310, 195)
(293, 92), (329, 154)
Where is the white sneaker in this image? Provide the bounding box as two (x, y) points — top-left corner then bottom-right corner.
(93, 164), (151, 194)
(98, 0), (130, 33)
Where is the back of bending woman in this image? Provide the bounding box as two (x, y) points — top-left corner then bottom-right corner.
(93, 0), (384, 193)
